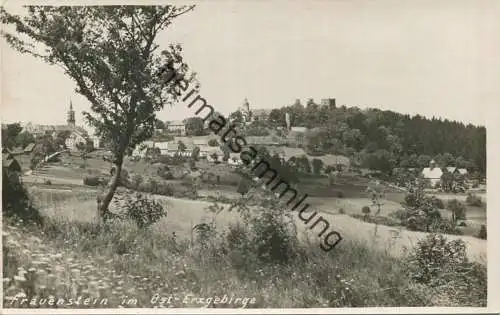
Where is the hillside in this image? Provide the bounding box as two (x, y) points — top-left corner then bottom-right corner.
(232, 103), (486, 175)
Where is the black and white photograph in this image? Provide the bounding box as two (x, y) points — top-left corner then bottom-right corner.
(1, 0), (498, 313)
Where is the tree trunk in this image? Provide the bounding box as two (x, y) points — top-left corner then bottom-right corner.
(99, 161), (123, 222)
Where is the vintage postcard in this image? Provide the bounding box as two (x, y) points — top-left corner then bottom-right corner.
(1, 0), (498, 314)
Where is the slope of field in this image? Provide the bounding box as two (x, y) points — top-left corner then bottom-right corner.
(27, 185), (486, 264)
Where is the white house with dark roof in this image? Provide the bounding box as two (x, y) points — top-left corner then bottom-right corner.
(421, 160), (443, 187)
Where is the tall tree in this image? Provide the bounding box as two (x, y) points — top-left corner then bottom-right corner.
(154, 118), (166, 129)
(177, 140), (187, 152)
(183, 116), (205, 136)
(2, 6), (196, 220)
(1, 123), (23, 149)
(228, 110), (244, 125)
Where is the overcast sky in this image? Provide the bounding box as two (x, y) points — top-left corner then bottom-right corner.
(2, 0), (499, 129)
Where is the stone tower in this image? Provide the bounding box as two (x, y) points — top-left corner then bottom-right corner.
(67, 100), (76, 127)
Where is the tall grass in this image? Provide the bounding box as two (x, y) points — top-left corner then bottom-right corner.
(3, 212), (486, 308)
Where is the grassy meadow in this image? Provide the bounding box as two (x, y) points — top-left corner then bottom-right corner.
(2, 183), (487, 308)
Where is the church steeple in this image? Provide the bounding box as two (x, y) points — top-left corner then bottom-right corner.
(67, 99), (76, 127)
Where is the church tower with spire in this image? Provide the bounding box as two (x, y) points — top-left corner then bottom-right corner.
(67, 100), (76, 127)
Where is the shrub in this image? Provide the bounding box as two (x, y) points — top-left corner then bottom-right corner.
(158, 165), (174, 180)
(138, 179), (174, 196)
(226, 222), (247, 250)
(122, 193), (167, 228)
(430, 218), (463, 235)
(466, 193), (483, 207)
(2, 168), (43, 224)
(44, 179), (52, 185)
(400, 185), (442, 232)
(208, 139), (219, 147)
(447, 199), (467, 221)
(227, 189), (300, 265)
(130, 174), (144, 190)
(336, 191), (344, 198)
(431, 197), (445, 209)
(405, 234), (467, 284)
(478, 225), (487, 239)
(351, 213), (400, 227)
(83, 176), (100, 186)
(405, 234), (487, 305)
(338, 208), (345, 214)
(361, 206), (371, 215)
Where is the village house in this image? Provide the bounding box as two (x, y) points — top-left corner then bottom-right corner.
(165, 120), (186, 136)
(421, 160), (444, 187)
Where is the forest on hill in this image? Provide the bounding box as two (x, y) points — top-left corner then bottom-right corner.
(232, 99), (486, 176)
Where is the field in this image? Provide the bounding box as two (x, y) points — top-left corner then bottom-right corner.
(25, 184), (486, 264)
(20, 152), (488, 259)
(3, 152), (488, 308)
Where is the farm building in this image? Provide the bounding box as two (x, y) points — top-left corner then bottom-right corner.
(421, 160), (443, 187)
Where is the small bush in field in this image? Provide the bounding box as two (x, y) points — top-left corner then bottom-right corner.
(130, 174), (144, 190)
(44, 179), (52, 185)
(338, 208), (345, 214)
(122, 193), (167, 228)
(158, 165), (174, 179)
(361, 206), (371, 215)
(336, 191), (344, 198)
(208, 139), (219, 147)
(83, 176), (100, 186)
